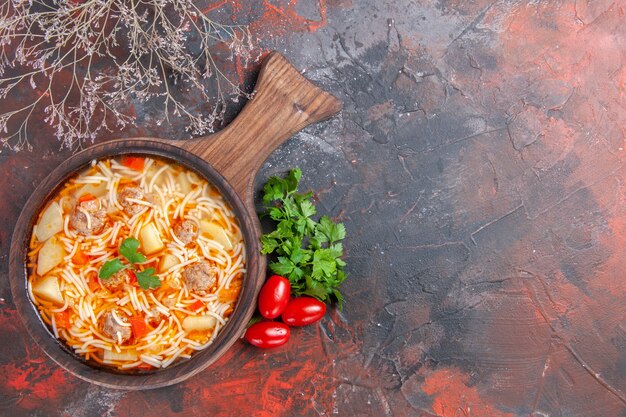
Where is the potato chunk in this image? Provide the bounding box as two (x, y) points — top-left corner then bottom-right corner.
(182, 315), (216, 332)
(199, 220), (233, 250)
(37, 236), (66, 276)
(176, 172), (193, 194)
(158, 253), (180, 273)
(77, 181), (108, 199)
(35, 202), (63, 242)
(103, 349), (138, 362)
(32, 275), (64, 305)
(139, 222), (164, 255)
(144, 165), (164, 187)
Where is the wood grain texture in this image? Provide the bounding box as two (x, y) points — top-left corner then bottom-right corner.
(7, 52), (341, 390)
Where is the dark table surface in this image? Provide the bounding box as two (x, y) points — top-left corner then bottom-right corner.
(1, 1), (625, 416)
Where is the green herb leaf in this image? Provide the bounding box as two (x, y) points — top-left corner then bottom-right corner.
(329, 243), (344, 259)
(119, 237), (147, 264)
(270, 257), (295, 276)
(289, 247), (310, 264)
(317, 216), (346, 243)
(262, 177), (287, 204)
(267, 207), (284, 221)
(332, 289), (344, 310)
(135, 268), (161, 290)
(99, 259), (126, 279)
(261, 236), (280, 254)
(284, 168), (302, 194)
(302, 280), (329, 300)
(297, 197), (316, 219)
(312, 248), (337, 279)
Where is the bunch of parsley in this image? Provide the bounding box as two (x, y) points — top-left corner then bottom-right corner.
(261, 168), (347, 306)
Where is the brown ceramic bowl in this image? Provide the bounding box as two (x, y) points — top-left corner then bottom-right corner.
(8, 52), (341, 390)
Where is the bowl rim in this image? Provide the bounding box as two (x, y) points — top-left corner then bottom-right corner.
(8, 138), (262, 390)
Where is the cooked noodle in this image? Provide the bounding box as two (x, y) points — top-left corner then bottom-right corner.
(28, 156), (245, 371)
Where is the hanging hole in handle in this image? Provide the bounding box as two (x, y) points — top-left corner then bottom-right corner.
(293, 102), (305, 114)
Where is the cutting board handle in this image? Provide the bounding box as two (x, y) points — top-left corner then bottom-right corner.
(182, 52), (342, 203)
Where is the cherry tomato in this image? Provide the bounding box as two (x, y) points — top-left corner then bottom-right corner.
(281, 297), (327, 326)
(257, 275), (291, 319)
(244, 321), (290, 348)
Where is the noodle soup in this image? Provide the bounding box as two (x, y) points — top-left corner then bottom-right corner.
(27, 155), (246, 371)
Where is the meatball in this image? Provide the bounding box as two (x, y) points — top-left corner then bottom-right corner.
(173, 220), (198, 245)
(69, 199), (107, 235)
(117, 186), (145, 216)
(182, 262), (218, 292)
(101, 268), (128, 291)
(101, 310), (131, 343)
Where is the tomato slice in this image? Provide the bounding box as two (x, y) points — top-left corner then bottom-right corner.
(130, 316), (149, 339)
(120, 156), (145, 171)
(189, 300), (204, 311)
(55, 310), (71, 329)
(72, 248), (89, 265)
(87, 272), (100, 292)
(281, 297), (327, 326)
(127, 270), (139, 287)
(257, 275), (291, 319)
(244, 321), (290, 349)
(78, 193), (96, 203)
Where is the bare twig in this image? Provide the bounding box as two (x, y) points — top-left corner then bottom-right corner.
(0, 0), (257, 152)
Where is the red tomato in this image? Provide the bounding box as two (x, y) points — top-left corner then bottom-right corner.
(127, 270), (139, 287)
(71, 248), (89, 265)
(244, 321), (290, 348)
(189, 299), (204, 311)
(257, 275), (291, 319)
(130, 316), (149, 339)
(55, 310), (71, 329)
(78, 193), (96, 203)
(120, 155), (145, 171)
(87, 272), (100, 292)
(281, 297), (327, 326)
